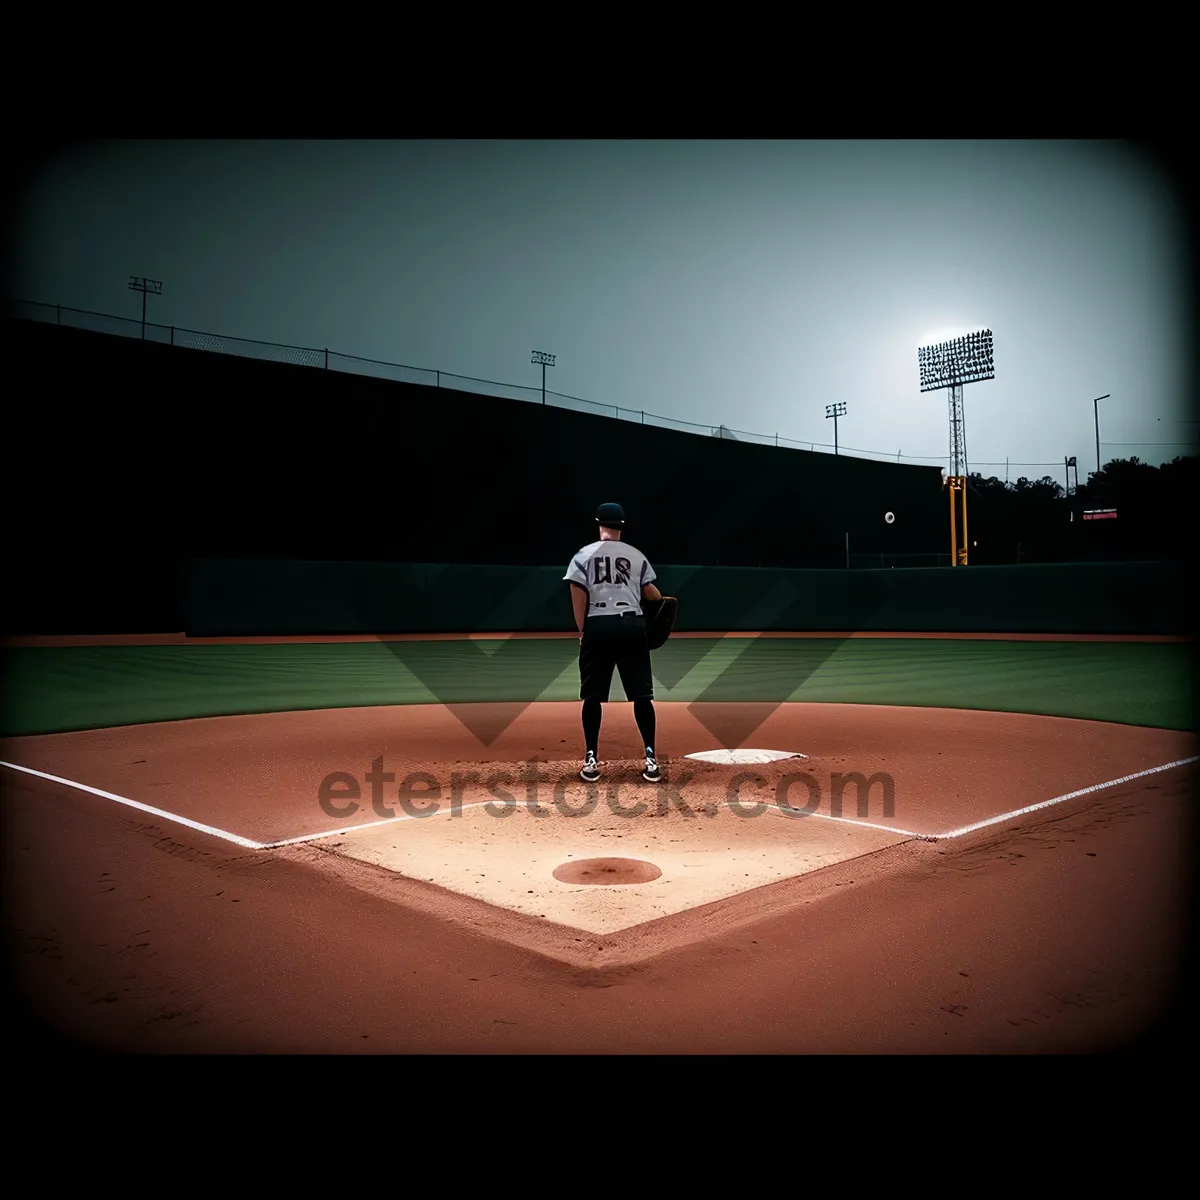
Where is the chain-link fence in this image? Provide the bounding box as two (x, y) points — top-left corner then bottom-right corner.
(6, 297), (901, 462)
(329, 351), (437, 387)
(174, 328), (325, 368)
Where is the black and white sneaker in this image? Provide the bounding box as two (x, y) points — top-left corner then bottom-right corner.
(580, 752), (600, 782)
(642, 751), (661, 782)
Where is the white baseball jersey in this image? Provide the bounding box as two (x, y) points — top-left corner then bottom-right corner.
(564, 540), (657, 616)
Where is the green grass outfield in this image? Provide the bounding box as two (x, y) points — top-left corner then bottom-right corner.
(1, 637), (1193, 738)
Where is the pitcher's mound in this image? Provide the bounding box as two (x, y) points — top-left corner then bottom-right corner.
(552, 858), (663, 886)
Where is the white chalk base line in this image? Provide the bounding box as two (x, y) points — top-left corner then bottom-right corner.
(930, 755), (1199, 840)
(2, 755), (1196, 851)
(0, 760), (267, 848)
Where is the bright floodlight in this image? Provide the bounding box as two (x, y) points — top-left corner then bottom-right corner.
(917, 328), (994, 393)
(824, 401), (847, 455)
(531, 349), (555, 405)
(917, 326), (994, 569)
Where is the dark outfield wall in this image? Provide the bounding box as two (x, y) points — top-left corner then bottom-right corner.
(7, 319), (950, 632)
(184, 557), (1192, 637)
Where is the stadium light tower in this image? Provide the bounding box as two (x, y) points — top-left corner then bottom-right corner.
(826, 402), (846, 455)
(532, 350), (555, 404)
(128, 276), (162, 340)
(918, 327), (994, 566)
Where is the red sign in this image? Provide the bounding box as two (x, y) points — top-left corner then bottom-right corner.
(1083, 509), (1117, 520)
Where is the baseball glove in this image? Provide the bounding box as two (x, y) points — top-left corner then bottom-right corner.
(644, 596), (677, 651)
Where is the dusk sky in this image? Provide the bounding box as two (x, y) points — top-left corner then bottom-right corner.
(11, 139), (1195, 480)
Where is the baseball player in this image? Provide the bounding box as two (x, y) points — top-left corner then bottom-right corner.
(564, 502), (662, 783)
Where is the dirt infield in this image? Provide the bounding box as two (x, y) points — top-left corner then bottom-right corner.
(4, 699), (1194, 1053)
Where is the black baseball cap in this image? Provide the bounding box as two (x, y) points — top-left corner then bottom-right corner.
(595, 502), (625, 527)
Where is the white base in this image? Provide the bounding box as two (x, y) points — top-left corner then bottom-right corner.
(684, 748), (807, 764)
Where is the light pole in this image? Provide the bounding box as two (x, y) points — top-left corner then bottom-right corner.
(825, 402), (846, 454)
(1092, 394), (1110, 478)
(918, 328), (995, 566)
(1065, 454), (1078, 532)
(128, 276), (162, 340)
(531, 350), (555, 404)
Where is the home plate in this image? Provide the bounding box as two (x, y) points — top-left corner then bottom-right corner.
(684, 748), (807, 764)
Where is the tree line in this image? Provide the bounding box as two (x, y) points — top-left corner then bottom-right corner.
(959, 454), (1196, 564)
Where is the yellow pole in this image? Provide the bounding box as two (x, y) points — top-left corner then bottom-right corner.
(961, 477), (969, 565)
(949, 478), (958, 566)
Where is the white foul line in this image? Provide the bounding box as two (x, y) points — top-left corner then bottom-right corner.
(929, 755), (1200, 841)
(0, 760), (269, 850)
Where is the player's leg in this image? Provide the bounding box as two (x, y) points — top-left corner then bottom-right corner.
(582, 698), (602, 758)
(615, 619), (660, 781)
(633, 698), (656, 763)
(635, 697), (659, 781)
(578, 620), (615, 781)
